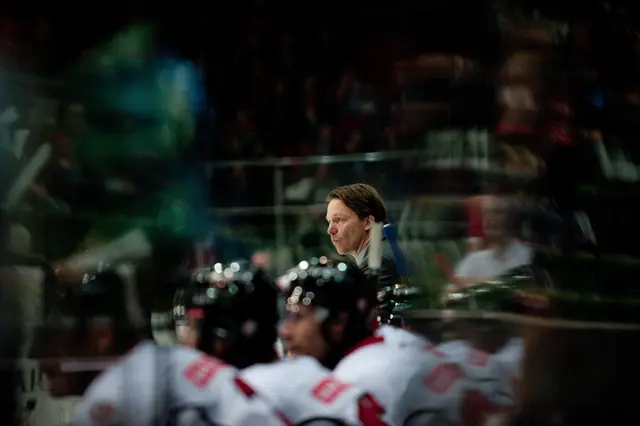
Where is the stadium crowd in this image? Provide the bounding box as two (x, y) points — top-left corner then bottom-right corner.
(2, 3), (640, 259)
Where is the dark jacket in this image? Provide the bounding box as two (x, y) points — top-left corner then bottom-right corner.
(356, 238), (401, 287)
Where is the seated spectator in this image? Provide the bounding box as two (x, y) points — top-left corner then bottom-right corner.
(452, 194), (533, 290)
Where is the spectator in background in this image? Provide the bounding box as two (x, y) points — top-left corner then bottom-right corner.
(451, 194), (532, 290)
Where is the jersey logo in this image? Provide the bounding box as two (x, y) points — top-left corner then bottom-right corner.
(425, 364), (462, 394)
(311, 377), (352, 404)
(89, 402), (115, 423)
(183, 355), (226, 388)
(468, 349), (491, 367)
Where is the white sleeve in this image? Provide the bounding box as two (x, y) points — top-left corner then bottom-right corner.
(453, 254), (475, 278)
(71, 362), (147, 426)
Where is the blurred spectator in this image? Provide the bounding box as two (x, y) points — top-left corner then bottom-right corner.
(452, 194), (533, 290)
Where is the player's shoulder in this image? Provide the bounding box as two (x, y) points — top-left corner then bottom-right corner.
(107, 339), (221, 374)
(437, 339), (471, 357)
(166, 344), (238, 399)
(493, 337), (524, 375)
(335, 332), (432, 386)
(375, 325), (429, 348)
(242, 356), (329, 393)
(348, 331), (424, 363)
(495, 337), (524, 358)
(84, 341), (156, 396)
(72, 342), (156, 426)
(247, 354), (327, 374)
(438, 339), (495, 367)
(166, 341), (219, 367)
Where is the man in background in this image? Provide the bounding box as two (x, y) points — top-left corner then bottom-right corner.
(452, 193), (532, 289)
(325, 183), (400, 286)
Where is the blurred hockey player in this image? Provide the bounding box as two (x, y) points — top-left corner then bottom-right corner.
(492, 335), (523, 408)
(29, 263), (287, 426)
(279, 222), (516, 426)
(180, 261), (387, 425)
(279, 255), (516, 426)
(437, 267), (535, 423)
(436, 331), (522, 425)
(485, 280), (640, 426)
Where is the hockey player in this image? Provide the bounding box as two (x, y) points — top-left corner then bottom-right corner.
(440, 265), (539, 410)
(178, 261), (389, 426)
(435, 332), (521, 426)
(277, 222), (516, 426)
(30, 263), (288, 426)
(276, 255), (462, 426)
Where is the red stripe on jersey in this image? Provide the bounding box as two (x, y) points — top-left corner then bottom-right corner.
(233, 376), (257, 397)
(358, 393), (389, 426)
(343, 335), (385, 358)
(276, 411), (295, 426)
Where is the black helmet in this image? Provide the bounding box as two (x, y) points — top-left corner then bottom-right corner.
(280, 257), (378, 368)
(175, 261), (280, 368)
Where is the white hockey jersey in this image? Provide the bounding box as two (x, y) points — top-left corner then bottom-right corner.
(332, 326), (452, 426)
(438, 339), (514, 406)
(373, 324), (429, 348)
(72, 341), (288, 426)
(492, 337), (524, 404)
(241, 356), (383, 425)
(435, 339), (514, 426)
